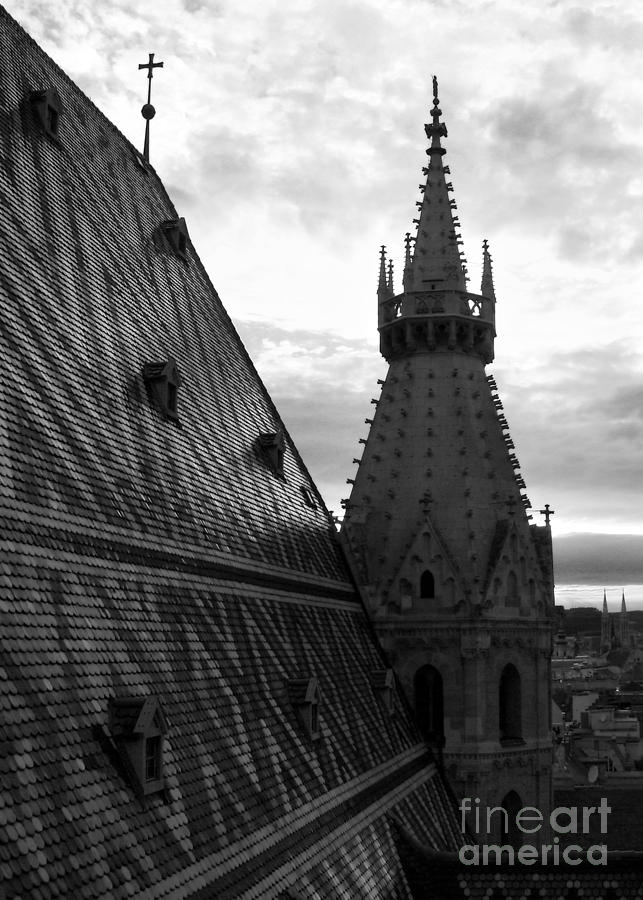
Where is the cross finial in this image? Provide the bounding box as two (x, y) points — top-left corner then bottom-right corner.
(138, 52), (164, 162)
(539, 503), (555, 527)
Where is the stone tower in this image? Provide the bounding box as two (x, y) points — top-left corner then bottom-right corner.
(342, 79), (554, 840)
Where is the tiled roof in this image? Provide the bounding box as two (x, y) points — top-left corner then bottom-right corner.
(0, 5), (346, 586)
(0, 5), (463, 898)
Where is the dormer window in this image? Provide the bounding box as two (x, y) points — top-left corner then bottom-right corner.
(30, 87), (63, 139)
(370, 668), (396, 715)
(258, 430), (285, 478)
(159, 217), (189, 258)
(108, 696), (167, 797)
(143, 357), (181, 422)
(288, 677), (321, 741)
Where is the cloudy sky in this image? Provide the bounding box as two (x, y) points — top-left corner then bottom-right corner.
(9, 0), (643, 538)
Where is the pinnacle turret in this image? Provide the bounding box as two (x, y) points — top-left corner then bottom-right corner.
(377, 245), (388, 302)
(402, 232), (413, 292)
(387, 259), (394, 296)
(481, 239), (496, 301)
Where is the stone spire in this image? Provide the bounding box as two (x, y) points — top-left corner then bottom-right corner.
(410, 76), (466, 292)
(376, 80), (495, 364)
(387, 259), (394, 297)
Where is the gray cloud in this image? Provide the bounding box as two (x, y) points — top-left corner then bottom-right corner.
(8, 0), (643, 535)
(496, 341), (643, 530)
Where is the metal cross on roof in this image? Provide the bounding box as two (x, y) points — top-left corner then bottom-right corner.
(539, 503), (555, 527)
(138, 52), (164, 163)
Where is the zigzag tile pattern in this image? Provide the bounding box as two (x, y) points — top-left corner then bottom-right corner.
(0, 555), (462, 897)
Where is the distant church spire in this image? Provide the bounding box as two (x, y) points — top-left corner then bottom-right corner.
(138, 52), (164, 163)
(410, 76), (467, 292)
(601, 589), (611, 653)
(620, 590), (630, 647)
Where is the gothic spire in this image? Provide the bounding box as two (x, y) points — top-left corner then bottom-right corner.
(410, 77), (466, 292)
(387, 259), (394, 297)
(481, 239), (496, 301)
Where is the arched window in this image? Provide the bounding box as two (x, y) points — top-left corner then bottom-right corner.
(420, 569), (435, 599)
(414, 664), (444, 745)
(500, 790), (523, 848)
(499, 663), (522, 743)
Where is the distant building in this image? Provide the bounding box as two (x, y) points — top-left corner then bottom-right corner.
(553, 630), (578, 658)
(601, 589), (631, 652)
(568, 705), (642, 775)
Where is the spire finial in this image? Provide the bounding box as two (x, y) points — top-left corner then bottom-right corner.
(138, 52), (164, 163)
(424, 74), (447, 155)
(387, 259), (394, 297)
